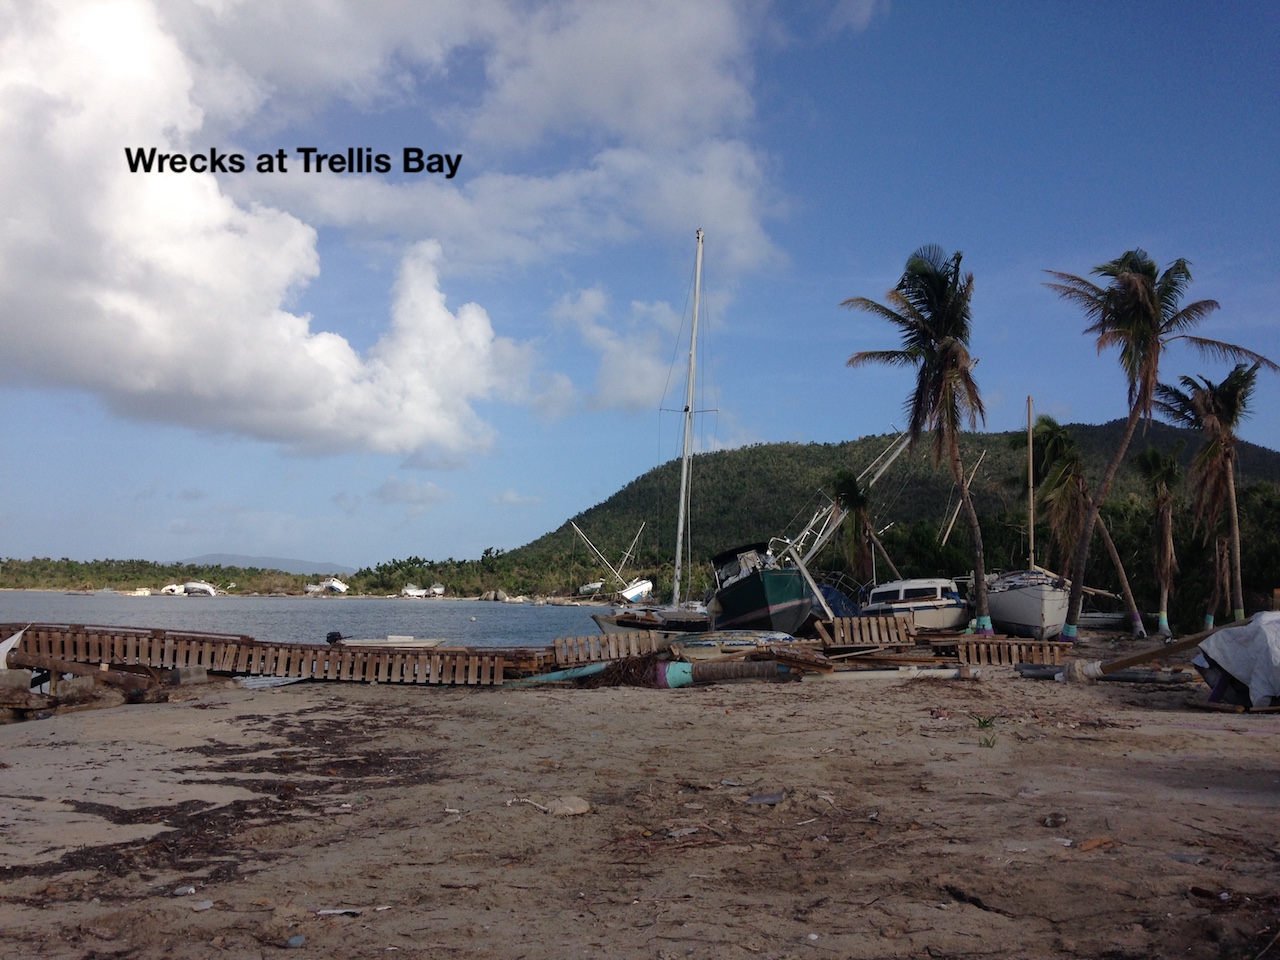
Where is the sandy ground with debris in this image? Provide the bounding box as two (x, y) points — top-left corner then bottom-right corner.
(1, 635), (1278, 960)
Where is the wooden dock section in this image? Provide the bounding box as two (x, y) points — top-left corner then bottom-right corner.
(553, 632), (663, 666)
(2, 623), (586, 687)
(937, 636), (1069, 666)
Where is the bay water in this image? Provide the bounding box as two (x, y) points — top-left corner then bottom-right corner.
(0, 590), (603, 648)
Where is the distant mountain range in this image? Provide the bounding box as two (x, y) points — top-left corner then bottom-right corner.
(178, 554), (357, 576)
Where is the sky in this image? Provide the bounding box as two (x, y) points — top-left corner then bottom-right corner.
(1, 0), (1277, 570)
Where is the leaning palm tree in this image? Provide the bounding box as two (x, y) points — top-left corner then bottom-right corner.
(1135, 444), (1183, 636)
(1033, 416), (1088, 574)
(842, 245), (991, 633)
(1155, 363), (1260, 623)
(1043, 250), (1276, 640)
(831, 469), (900, 585)
(1035, 416), (1146, 637)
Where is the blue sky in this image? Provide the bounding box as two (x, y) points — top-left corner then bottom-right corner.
(2, 1), (1277, 569)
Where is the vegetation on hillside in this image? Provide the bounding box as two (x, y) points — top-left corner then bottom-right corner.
(0, 558), (307, 595)
(4, 422), (1277, 634)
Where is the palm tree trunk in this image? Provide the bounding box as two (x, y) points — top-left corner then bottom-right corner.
(1156, 501), (1174, 637)
(1157, 581), (1171, 637)
(951, 441), (990, 634)
(867, 528), (901, 581)
(1225, 459), (1245, 620)
(1204, 537), (1227, 628)
(1097, 516), (1146, 638)
(1062, 404), (1143, 640)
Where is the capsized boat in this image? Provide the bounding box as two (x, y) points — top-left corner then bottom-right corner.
(571, 522), (653, 604)
(860, 578), (969, 631)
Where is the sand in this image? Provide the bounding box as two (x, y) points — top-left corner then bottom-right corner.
(1, 636), (1278, 960)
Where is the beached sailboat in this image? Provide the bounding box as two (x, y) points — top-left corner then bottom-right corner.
(709, 432), (912, 635)
(571, 521), (653, 604)
(593, 229), (710, 638)
(986, 397), (1070, 640)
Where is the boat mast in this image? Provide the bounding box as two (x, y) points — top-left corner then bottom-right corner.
(1027, 395), (1035, 569)
(671, 228), (702, 607)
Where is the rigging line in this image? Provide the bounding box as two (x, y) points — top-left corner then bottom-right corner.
(659, 247), (699, 418)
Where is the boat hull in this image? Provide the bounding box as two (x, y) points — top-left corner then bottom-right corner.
(592, 608), (709, 637)
(859, 599), (968, 631)
(986, 572), (1070, 640)
(709, 569), (812, 635)
(859, 578), (969, 631)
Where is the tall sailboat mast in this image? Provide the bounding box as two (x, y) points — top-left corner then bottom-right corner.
(1027, 395), (1035, 569)
(671, 228), (703, 607)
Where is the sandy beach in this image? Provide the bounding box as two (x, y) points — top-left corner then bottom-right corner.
(1, 634), (1278, 960)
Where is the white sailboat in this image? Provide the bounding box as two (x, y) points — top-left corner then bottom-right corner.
(570, 521), (653, 604)
(593, 229), (710, 637)
(986, 397), (1070, 640)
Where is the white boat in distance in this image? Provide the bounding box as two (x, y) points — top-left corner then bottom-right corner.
(306, 576), (350, 595)
(860, 578), (969, 631)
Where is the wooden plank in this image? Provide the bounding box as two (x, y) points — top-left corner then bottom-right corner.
(9, 652), (156, 690)
(1098, 619), (1252, 674)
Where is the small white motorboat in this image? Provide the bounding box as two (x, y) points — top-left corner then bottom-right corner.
(859, 578), (969, 631)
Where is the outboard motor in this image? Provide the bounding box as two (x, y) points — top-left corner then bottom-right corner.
(326, 631), (344, 645)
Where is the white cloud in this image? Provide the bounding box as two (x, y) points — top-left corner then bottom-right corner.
(492, 489), (540, 506)
(552, 287), (683, 413)
(372, 476), (454, 516)
(0, 0), (778, 459)
(827, 0), (886, 33)
(469, 0), (752, 150)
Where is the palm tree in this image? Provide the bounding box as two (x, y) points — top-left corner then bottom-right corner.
(1034, 415), (1146, 637)
(1043, 250), (1275, 640)
(1135, 444), (1183, 636)
(831, 469), (900, 585)
(842, 245), (992, 633)
(1155, 363), (1260, 623)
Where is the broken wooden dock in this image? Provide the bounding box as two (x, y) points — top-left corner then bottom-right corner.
(2, 622), (579, 688)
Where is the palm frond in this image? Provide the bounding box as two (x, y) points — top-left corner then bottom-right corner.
(1176, 336), (1278, 372)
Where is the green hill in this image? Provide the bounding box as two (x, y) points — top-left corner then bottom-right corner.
(514, 419), (1280, 564)
(473, 420), (1280, 627)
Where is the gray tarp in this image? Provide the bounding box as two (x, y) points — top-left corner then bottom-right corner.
(1197, 611), (1280, 708)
